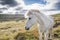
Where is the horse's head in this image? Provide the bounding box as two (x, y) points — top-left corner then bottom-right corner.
(25, 10), (37, 30)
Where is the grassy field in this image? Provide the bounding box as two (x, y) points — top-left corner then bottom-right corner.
(0, 14), (60, 40)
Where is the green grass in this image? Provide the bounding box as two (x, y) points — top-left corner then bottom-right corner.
(52, 14), (60, 17)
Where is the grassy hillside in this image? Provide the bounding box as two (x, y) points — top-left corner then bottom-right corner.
(0, 14), (24, 21)
(52, 14), (60, 17)
(0, 14), (60, 40)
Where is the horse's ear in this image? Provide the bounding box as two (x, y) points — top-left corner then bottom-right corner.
(24, 10), (34, 18)
(27, 10), (33, 15)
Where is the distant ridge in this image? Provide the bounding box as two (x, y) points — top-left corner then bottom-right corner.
(0, 14), (25, 21)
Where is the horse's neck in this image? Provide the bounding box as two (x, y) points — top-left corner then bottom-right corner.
(33, 11), (46, 18)
(34, 12), (44, 23)
(34, 12), (51, 25)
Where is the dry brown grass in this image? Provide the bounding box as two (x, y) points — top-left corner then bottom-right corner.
(0, 14), (60, 40)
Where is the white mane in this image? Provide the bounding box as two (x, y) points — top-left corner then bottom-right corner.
(25, 9), (41, 18)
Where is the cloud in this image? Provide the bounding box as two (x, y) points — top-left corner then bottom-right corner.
(0, 7), (8, 10)
(0, 0), (18, 7)
(0, 11), (3, 13)
(54, 1), (60, 10)
(45, 0), (60, 10)
(23, 3), (44, 10)
(0, 0), (25, 14)
(0, 7), (7, 13)
(41, 11), (60, 15)
(22, 0), (60, 15)
(0, 0), (60, 15)
(23, 0), (60, 11)
(0, 5), (9, 14)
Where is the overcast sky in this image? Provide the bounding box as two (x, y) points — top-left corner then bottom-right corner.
(0, 0), (60, 15)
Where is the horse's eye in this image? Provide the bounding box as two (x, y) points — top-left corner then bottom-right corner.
(29, 18), (31, 20)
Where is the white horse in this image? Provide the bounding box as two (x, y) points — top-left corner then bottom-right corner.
(25, 9), (54, 40)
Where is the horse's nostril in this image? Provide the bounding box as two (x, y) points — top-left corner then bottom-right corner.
(25, 27), (29, 30)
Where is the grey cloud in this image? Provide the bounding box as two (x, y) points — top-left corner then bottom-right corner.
(54, 1), (60, 10)
(0, 6), (8, 13)
(0, 11), (3, 13)
(0, 7), (8, 10)
(44, 0), (60, 11)
(0, 0), (26, 14)
(15, 7), (23, 11)
(48, 0), (60, 10)
(0, 0), (18, 7)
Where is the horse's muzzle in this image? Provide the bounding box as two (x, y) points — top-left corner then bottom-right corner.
(25, 27), (29, 30)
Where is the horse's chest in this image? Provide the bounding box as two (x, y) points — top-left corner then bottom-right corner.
(39, 26), (47, 32)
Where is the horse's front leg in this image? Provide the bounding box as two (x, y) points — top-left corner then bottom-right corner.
(44, 31), (49, 40)
(38, 28), (43, 40)
(38, 25), (43, 40)
(49, 28), (53, 40)
(39, 32), (43, 40)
